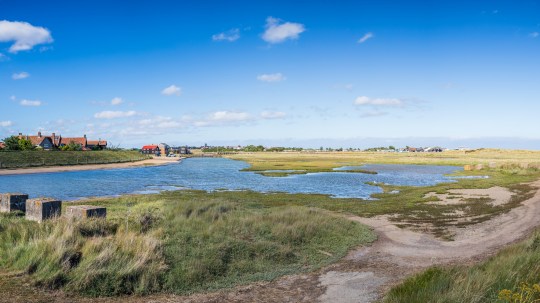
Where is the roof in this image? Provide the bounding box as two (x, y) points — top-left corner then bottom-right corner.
(60, 137), (87, 146)
(25, 136), (47, 146)
(142, 145), (159, 150)
(87, 140), (107, 146)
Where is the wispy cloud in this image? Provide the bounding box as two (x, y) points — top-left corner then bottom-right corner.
(20, 99), (41, 106)
(12, 71), (29, 80)
(110, 97), (123, 105)
(261, 111), (286, 119)
(195, 111), (252, 127)
(530, 32), (539, 38)
(161, 84), (182, 96)
(0, 53), (8, 61)
(354, 96), (403, 107)
(359, 111), (389, 118)
(357, 32), (374, 44)
(94, 110), (137, 119)
(0, 120), (13, 127)
(262, 17), (305, 44)
(257, 73), (285, 82)
(212, 28), (240, 42)
(0, 20), (53, 53)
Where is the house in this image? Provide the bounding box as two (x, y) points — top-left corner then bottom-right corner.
(141, 145), (161, 155)
(158, 143), (170, 156)
(18, 132), (56, 150)
(0, 142), (5, 150)
(86, 139), (108, 150)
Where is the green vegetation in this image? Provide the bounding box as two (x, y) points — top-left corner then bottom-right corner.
(384, 231), (540, 303)
(1, 136), (34, 151)
(227, 149), (540, 176)
(0, 150), (149, 169)
(0, 190), (375, 296)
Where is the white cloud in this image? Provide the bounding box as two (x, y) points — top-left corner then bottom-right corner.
(530, 32), (539, 38)
(10, 95), (16, 101)
(138, 116), (183, 129)
(261, 111), (286, 119)
(257, 73), (285, 82)
(20, 99), (41, 106)
(0, 20), (53, 53)
(212, 28), (240, 42)
(0, 53), (7, 61)
(94, 110), (137, 119)
(262, 17), (305, 44)
(354, 96), (403, 107)
(194, 111), (252, 127)
(358, 32), (374, 44)
(0, 120), (13, 127)
(12, 71), (29, 80)
(161, 84), (182, 96)
(110, 97), (123, 105)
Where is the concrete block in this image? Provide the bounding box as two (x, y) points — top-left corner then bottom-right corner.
(65, 205), (106, 219)
(25, 198), (62, 223)
(475, 164), (484, 170)
(464, 165), (473, 171)
(0, 193), (28, 213)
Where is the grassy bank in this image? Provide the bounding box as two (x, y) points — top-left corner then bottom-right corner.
(0, 150), (149, 169)
(384, 231), (540, 303)
(0, 190), (375, 297)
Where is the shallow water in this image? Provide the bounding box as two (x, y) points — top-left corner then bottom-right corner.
(0, 158), (461, 200)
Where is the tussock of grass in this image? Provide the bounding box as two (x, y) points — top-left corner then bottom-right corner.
(0, 216), (165, 296)
(384, 231), (540, 303)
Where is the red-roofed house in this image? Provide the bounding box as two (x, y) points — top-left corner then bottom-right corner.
(141, 145), (160, 155)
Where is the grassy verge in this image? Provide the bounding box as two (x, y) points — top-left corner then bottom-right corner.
(0, 150), (149, 169)
(0, 190), (376, 297)
(384, 231), (540, 303)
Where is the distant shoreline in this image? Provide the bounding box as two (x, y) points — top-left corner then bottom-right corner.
(0, 156), (181, 176)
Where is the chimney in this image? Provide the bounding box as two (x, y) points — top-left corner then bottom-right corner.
(84, 134), (87, 139)
(18, 132), (22, 139)
(52, 132), (55, 139)
(38, 131), (42, 137)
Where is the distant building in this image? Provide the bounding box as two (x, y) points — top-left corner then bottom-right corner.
(141, 145), (161, 155)
(16, 132), (107, 150)
(158, 143), (170, 156)
(0, 142), (5, 149)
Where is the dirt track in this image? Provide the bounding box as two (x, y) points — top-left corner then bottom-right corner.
(2, 180), (540, 303)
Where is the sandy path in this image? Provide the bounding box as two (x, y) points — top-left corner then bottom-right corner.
(0, 157), (181, 176)
(1, 180), (539, 303)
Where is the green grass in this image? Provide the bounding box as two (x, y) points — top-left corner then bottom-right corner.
(0, 190), (375, 297)
(0, 150), (149, 169)
(384, 231), (540, 303)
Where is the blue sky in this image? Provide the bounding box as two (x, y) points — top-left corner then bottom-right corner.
(1, 0), (540, 148)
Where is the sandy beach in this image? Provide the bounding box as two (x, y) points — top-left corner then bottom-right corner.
(0, 156), (182, 176)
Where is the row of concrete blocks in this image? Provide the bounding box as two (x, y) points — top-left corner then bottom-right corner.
(0, 193), (106, 223)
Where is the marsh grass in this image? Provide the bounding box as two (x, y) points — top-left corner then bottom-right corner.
(384, 231), (540, 303)
(0, 191), (375, 296)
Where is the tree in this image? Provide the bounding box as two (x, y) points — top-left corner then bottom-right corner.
(2, 136), (20, 150)
(18, 138), (34, 150)
(61, 141), (83, 151)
